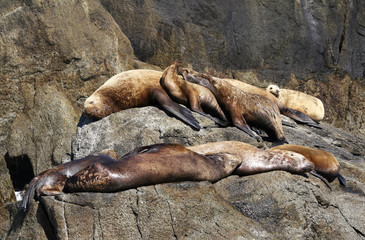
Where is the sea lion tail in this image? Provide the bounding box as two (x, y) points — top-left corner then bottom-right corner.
(337, 173), (346, 186)
(310, 171), (332, 190)
(281, 108), (322, 128)
(19, 176), (40, 212)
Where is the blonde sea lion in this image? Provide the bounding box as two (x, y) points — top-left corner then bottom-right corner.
(179, 68), (288, 145)
(83, 69), (200, 130)
(270, 144), (346, 186)
(179, 68), (321, 128)
(160, 62), (229, 126)
(266, 84), (325, 122)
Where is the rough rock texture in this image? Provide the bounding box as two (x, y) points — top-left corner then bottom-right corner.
(2, 107), (365, 239)
(101, 0), (365, 134)
(0, 0), (134, 157)
(102, 0), (365, 78)
(0, 155), (15, 208)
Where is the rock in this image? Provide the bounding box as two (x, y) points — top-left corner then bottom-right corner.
(6, 83), (79, 176)
(72, 106), (262, 160)
(0, 0), (134, 156)
(101, 0), (365, 78)
(3, 106), (365, 239)
(0, 155), (15, 208)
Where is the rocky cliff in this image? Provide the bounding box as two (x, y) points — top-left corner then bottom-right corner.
(1, 0), (365, 239)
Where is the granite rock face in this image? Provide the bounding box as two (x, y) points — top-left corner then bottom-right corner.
(2, 107), (365, 240)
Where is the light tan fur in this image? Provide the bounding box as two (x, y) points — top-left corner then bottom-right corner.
(267, 85), (325, 122)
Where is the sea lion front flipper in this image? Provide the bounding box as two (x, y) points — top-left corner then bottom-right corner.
(233, 115), (261, 141)
(337, 173), (347, 186)
(310, 171), (332, 189)
(151, 88), (201, 130)
(281, 108), (322, 128)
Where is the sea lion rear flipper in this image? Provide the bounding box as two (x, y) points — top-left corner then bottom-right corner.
(281, 108), (322, 128)
(152, 88), (201, 130)
(233, 116), (261, 141)
(19, 176), (40, 212)
(337, 173), (346, 186)
(310, 171), (332, 189)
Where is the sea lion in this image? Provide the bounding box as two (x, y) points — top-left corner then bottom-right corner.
(179, 67), (320, 128)
(83, 69), (200, 130)
(64, 143), (241, 192)
(19, 150), (119, 212)
(160, 62), (229, 126)
(20, 144), (241, 212)
(179, 68), (287, 145)
(270, 144), (346, 186)
(266, 84), (325, 122)
(187, 141), (315, 175)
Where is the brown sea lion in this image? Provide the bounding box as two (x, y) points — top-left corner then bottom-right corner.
(64, 143), (241, 192)
(19, 150), (119, 212)
(160, 62), (229, 126)
(83, 69), (200, 130)
(20, 144), (241, 212)
(266, 84), (325, 122)
(270, 144), (346, 186)
(179, 68), (320, 128)
(187, 141), (315, 176)
(179, 68), (287, 145)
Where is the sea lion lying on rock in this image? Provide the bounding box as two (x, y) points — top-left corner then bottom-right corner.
(270, 144), (346, 187)
(19, 144), (241, 212)
(266, 84), (325, 122)
(83, 69), (200, 130)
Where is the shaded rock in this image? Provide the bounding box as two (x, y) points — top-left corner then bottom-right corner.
(102, 0), (365, 78)
(0, 155), (15, 208)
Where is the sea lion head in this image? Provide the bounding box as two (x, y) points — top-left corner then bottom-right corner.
(266, 84), (280, 98)
(177, 67), (214, 91)
(83, 91), (115, 120)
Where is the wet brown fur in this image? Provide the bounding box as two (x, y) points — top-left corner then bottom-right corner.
(160, 63), (229, 126)
(180, 67), (287, 143)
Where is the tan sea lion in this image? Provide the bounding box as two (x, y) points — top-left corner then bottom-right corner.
(179, 68), (288, 145)
(266, 84), (325, 122)
(179, 68), (321, 128)
(19, 150), (119, 212)
(187, 141), (315, 175)
(270, 144), (346, 186)
(83, 69), (200, 130)
(160, 62), (229, 126)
